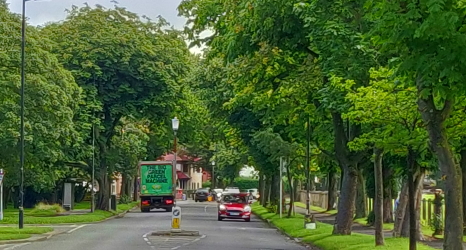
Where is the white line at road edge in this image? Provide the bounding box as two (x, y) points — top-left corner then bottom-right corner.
(204, 206), (207, 213)
(4, 243), (31, 250)
(67, 224), (88, 234)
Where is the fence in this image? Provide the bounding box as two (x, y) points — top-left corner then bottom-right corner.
(299, 190), (444, 226)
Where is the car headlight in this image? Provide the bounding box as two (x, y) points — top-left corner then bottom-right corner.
(243, 205), (251, 212)
(219, 204), (226, 210)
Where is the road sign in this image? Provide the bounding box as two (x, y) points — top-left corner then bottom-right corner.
(171, 206), (181, 232)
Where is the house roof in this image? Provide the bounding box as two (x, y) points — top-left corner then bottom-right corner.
(158, 154), (202, 162)
(177, 171), (191, 179)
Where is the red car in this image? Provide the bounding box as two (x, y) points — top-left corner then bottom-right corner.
(218, 193), (252, 222)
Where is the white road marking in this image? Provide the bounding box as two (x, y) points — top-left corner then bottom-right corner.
(144, 232), (206, 250)
(4, 243), (30, 250)
(67, 224), (87, 234)
(204, 206), (207, 213)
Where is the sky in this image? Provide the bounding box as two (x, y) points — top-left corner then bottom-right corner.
(5, 0), (206, 54)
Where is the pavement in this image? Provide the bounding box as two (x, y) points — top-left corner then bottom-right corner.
(0, 200), (307, 250)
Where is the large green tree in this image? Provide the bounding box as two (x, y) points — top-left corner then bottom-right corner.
(0, 1), (82, 206)
(41, 4), (192, 210)
(369, 0), (466, 248)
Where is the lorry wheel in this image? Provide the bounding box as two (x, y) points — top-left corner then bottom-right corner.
(217, 216), (223, 221)
(141, 208), (150, 213)
(195, 199), (198, 202)
(166, 207), (173, 212)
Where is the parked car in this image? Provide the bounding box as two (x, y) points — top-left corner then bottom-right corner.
(224, 187), (240, 194)
(194, 188), (210, 202)
(217, 193), (252, 222)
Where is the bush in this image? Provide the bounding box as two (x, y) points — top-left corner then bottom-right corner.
(231, 177), (258, 190)
(202, 181), (211, 188)
(30, 202), (65, 216)
(119, 195), (132, 204)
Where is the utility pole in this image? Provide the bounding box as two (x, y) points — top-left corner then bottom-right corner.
(306, 115), (311, 215)
(279, 157), (283, 218)
(19, 0), (27, 229)
(91, 124), (95, 213)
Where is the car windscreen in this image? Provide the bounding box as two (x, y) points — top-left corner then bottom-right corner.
(222, 195), (246, 203)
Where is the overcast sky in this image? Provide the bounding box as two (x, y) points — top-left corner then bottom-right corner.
(5, 0), (205, 53)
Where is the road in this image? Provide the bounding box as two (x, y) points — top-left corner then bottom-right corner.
(1, 201), (307, 250)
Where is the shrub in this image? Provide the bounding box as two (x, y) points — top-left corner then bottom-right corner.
(231, 177), (258, 190)
(119, 195), (132, 204)
(202, 181), (211, 188)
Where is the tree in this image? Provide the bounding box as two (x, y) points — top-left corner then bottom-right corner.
(369, 0), (466, 248)
(0, 1), (82, 206)
(42, 4), (192, 210)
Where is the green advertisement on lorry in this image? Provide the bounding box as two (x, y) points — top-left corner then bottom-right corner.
(139, 161), (176, 213)
(140, 164), (173, 195)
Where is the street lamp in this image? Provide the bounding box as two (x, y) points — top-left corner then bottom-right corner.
(211, 161), (215, 189)
(18, 0), (29, 230)
(171, 117), (179, 190)
(91, 124), (95, 213)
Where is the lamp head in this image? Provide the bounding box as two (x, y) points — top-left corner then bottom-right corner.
(172, 117), (179, 131)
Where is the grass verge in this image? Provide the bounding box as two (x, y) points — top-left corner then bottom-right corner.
(294, 202), (337, 215)
(252, 203), (436, 250)
(0, 226), (53, 241)
(1, 202), (138, 224)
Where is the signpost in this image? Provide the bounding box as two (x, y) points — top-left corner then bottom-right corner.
(0, 169), (4, 221)
(171, 206), (181, 232)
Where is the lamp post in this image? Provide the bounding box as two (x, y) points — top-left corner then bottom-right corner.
(91, 124), (95, 213)
(18, 0), (29, 230)
(211, 161), (215, 189)
(172, 117), (179, 191)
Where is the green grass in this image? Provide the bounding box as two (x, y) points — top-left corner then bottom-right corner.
(252, 203), (436, 250)
(294, 202), (338, 215)
(0, 226), (53, 241)
(1, 202), (138, 224)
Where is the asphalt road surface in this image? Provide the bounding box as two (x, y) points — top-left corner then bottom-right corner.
(2, 201), (307, 250)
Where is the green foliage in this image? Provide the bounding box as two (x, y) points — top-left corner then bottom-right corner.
(118, 195), (132, 205)
(231, 177), (259, 190)
(202, 181), (211, 188)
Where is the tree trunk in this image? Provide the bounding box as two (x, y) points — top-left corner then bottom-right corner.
(310, 174), (316, 191)
(333, 166), (358, 235)
(415, 175), (425, 241)
(393, 179), (409, 237)
(383, 165), (394, 223)
(354, 169), (367, 219)
(120, 173), (127, 197)
(397, 168), (425, 240)
(286, 162), (294, 217)
(407, 148), (417, 250)
(461, 147), (466, 234)
(133, 176), (139, 202)
(271, 173), (279, 208)
(263, 175), (271, 206)
(417, 91), (462, 250)
(259, 174), (264, 203)
(293, 178), (300, 203)
(331, 111), (362, 235)
(374, 147), (385, 246)
(327, 168), (338, 211)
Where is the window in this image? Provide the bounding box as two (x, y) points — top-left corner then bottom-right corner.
(183, 164), (189, 173)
